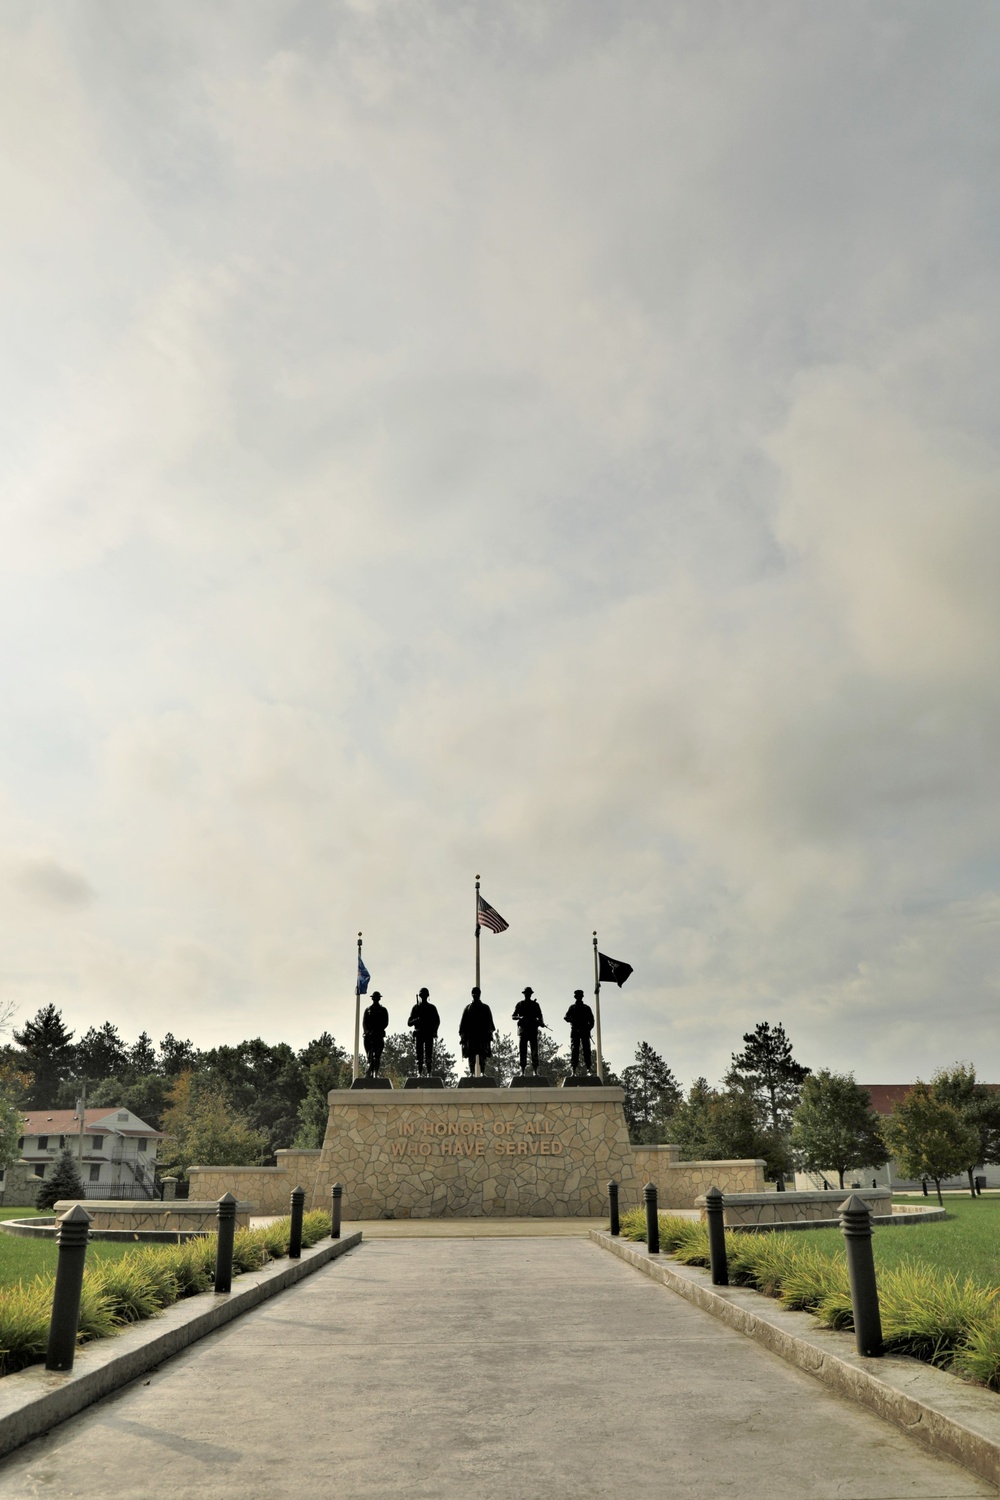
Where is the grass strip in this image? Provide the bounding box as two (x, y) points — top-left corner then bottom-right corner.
(617, 1207), (1000, 1391)
(0, 1209), (333, 1378)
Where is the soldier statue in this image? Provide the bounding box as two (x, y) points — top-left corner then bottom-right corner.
(564, 989), (595, 1075)
(512, 986), (546, 1074)
(362, 990), (390, 1078)
(459, 987), (496, 1077)
(407, 987), (440, 1075)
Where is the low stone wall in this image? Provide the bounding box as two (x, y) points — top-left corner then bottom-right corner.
(188, 1163), (319, 1216)
(631, 1147), (767, 1209)
(693, 1188), (891, 1227)
(55, 1200), (252, 1233)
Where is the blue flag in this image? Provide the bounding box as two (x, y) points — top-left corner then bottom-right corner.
(357, 955), (371, 994)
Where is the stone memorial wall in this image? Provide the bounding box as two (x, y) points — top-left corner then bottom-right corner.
(189, 1084), (767, 1218)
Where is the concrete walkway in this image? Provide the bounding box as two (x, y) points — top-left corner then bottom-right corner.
(0, 1239), (992, 1499)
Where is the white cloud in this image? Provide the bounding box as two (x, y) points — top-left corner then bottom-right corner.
(1, 2), (999, 1086)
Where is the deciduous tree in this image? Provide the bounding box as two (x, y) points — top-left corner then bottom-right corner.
(885, 1082), (980, 1205)
(791, 1071), (888, 1189)
(159, 1072), (269, 1178)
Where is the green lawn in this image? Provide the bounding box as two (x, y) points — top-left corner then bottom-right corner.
(0, 1226), (167, 1288)
(773, 1194), (1000, 1288)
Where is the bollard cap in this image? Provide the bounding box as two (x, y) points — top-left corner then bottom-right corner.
(332, 1183), (343, 1196)
(705, 1185), (723, 1203)
(58, 1203), (93, 1224)
(643, 1182), (657, 1197)
(55, 1202), (92, 1247)
(839, 1193), (873, 1236)
(607, 1180), (619, 1190)
(290, 1185), (306, 1199)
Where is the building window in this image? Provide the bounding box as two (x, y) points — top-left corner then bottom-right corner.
(38, 1136), (48, 1151)
(58, 1136), (66, 1149)
(118, 1112), (129, 1122)
(91, 1136), (103, 1151)
(138, 1138), (147, 1152)
(88, 1165), (100, 1183)
(34, 1165), (45, 1178)
(17, 1138), (23, 1151)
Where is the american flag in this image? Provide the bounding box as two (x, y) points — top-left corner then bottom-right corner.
(477, 895), (509, 933)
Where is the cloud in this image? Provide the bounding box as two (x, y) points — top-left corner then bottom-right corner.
(9, 857), (95, 910)
(0, 3), (999, 1087)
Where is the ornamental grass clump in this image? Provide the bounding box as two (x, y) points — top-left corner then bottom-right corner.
(952, 1309), (1000, 1390)
(877, 1263), (999, 1367)
(0, 1206), (339, 1380)
(608, 1207), (1000, 1391)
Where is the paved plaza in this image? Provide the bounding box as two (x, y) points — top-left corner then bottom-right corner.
(0, 1237), (992, 1499)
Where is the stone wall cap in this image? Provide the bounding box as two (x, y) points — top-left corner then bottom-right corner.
(327, 1086), (623, 1103)
(275, 1149), (322, 1157)
(693, 1188), (889, 1207)
(55, 1199), (254, 1213)
(189, 1164), (286, 1173)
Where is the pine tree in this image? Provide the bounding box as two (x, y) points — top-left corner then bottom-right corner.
(791, 1071), (888, 1189)
(129, 1032), (159, 1076)
(621, 1043), (682, 1143)
(36, 1146), (87, 1211)
(76, 1022), (129, 1081)
(726, 1022), (810, 1134)
(12, 1005), (76, 1108)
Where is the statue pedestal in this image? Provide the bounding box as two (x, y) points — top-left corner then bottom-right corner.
(457, 1076), (498, 1089)
(308, 1085), (637, 1218)
(350, 1077), (393, 1090)
(562, 1075), (603, 1087)
(404, 1076), (444, 1089)
(509, 1074), (551, 1088)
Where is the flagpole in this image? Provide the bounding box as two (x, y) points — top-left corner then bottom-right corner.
(353, 931), (362, 1083)
(593, 931), (604, 1082)
(474, 875), (481, 992)
(473, 876), (482, 1076)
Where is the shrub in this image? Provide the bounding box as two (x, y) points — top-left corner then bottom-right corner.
(35, 1148), (86, 1211)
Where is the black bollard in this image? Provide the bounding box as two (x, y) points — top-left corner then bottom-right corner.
(215, 1192), (238, 1294)
(289, 1185), (305, 1259)
(704, 1185), (729, 1286)
(643, 1182), (660, 1255)
(839, 1194), (883, 1357)
(331, 1183), (343, 1240)
(45, 1204), (92, 1372)
(608, 1180), (620, 1237)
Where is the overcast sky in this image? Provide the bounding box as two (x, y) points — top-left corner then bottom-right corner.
(2, 1), (999, 1088)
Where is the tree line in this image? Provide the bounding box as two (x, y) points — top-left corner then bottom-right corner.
(615, 1021), (1000, 1203)
(4, 1006), (998, 1198)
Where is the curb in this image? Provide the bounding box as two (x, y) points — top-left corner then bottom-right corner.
(0, 1231), (363, 1461)
(591, 1231), (1000, 1491)
(725, 1206), (947, 1233)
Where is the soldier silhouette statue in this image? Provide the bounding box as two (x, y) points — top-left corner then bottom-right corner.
(362, 991), (389, 1078)
(459, 987), (496, 1077)
(407, 988), (440, 1075)
(512, 986), (546, 1075)
(564, 989), (595, 1075)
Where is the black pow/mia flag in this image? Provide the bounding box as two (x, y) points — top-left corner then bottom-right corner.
(598, 952), (633, 987)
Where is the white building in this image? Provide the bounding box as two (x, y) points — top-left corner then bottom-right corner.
(14, 1107), (164, 1199)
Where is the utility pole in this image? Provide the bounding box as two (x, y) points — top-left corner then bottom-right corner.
(77, 1080), (87, 1169)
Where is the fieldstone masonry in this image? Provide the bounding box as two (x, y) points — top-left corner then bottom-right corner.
(190, 1085), (767, 1218)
